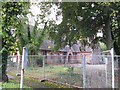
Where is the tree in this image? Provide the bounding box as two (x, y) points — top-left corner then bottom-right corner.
(25, 21), (48, 55)
(49, 2), (120, 54)
(1, 2), (30, 82)
(1, 1), (52, 82)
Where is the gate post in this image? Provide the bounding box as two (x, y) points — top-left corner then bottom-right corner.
(110, 48), (115, 88)
(105, 57), (108, 87)
(43, 55), (45, 80)
(82, 54), (86, 88)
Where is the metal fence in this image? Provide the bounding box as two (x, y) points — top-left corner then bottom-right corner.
(7, 54), (119, 88)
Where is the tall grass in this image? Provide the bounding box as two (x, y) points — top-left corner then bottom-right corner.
(2, 82), (31, 89)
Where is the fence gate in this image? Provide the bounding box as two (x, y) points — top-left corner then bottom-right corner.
(83, 51), (118, 88)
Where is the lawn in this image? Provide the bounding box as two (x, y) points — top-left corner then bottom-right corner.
(7, 72), (71, 89)
(1, 80), (31, 89)
(0, 82), (2, 89)
(7, 64), (83, 88)
(24, 65), (82, 87)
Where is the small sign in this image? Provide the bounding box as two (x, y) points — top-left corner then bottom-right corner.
(105, 58), (108, 65)
(24, 48), (28, 70)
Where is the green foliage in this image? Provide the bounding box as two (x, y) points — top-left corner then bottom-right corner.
(1, 2), (49, 79)
(2, 82), (31, 89)
(1, 2), (30, 82)
(36, 56), (43, 67)
(25, 23), (47, 55)
(2, 2), (30, 53)
(99, 42), (107, 51)
(48, 2), (120, 54)
(66, 66), (74, 75)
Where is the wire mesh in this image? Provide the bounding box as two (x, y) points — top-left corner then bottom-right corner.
(43, 54), (83, 87)
(6, 54), (119, 88)
(86, 55), (108, 88)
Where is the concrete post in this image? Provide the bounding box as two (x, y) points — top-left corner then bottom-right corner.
(110, 48), (115, 88)
(20, 47), (26, 89)
(82, 54), (86, 88)
(43, 56), (45, 80)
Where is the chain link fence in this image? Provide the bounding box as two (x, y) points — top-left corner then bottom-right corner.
(85, 54), (118, 88)
(7, 54), (119, 88)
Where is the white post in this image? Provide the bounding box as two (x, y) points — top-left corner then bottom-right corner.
(43, 56), (45, 80)
(105, 57), (108, 87)
(20, 47), (26, 89)
(82, 54), (86, 88)
(110, 48), (115, 88)
(16, 51), (20, 75)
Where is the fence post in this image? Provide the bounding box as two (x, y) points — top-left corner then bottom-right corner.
(105, 57), (108, 87)
(16, 51), (21, 75)
(24, 48), (28, 70)
(82, 54), (86, 88)
(20, 47), (26, 90)
(110, 48), (115, 88)
(42, 55), (45, 80)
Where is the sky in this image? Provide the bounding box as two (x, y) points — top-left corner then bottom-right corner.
(27, 1), (62, 28)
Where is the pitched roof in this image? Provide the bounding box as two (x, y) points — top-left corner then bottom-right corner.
(40, 41), (81, 52)
(59, 44), (81, 52)
(40, 40), (54, 50)
(72, 44), (80, 52)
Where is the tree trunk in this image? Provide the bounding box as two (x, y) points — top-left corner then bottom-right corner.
(0, 35), (2, 82)
(28, 24), (31, 43)
(2, 50), (8, 82)
(104, 16), (120, 88)
(104, 16), (113, 50)
(2, 37), (9, 82)
(114, 40), (120, 88)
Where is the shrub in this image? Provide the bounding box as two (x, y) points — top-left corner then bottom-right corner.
(99, 42), (107, 51)
(36, 56), (43, 67)
(66, 66), (74, 75)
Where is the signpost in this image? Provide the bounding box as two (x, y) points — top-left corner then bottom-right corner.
(16, 50), (21, 76)
(25, 48), (28, 70)
(20, 47), (26, 89)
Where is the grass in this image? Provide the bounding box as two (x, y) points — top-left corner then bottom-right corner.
(0, 82), (2, 89)
(7, 64), (83, 88)
(7, 72), (70, 88)
(2, 82), (31, 89)
(7, 72), (49, 88)
(1, 80), (31, 89)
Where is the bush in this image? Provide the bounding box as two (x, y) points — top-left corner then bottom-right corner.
(66, 66), (74, 75)
(99, 42), (107, 51)
(36, 56), (43, 67)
